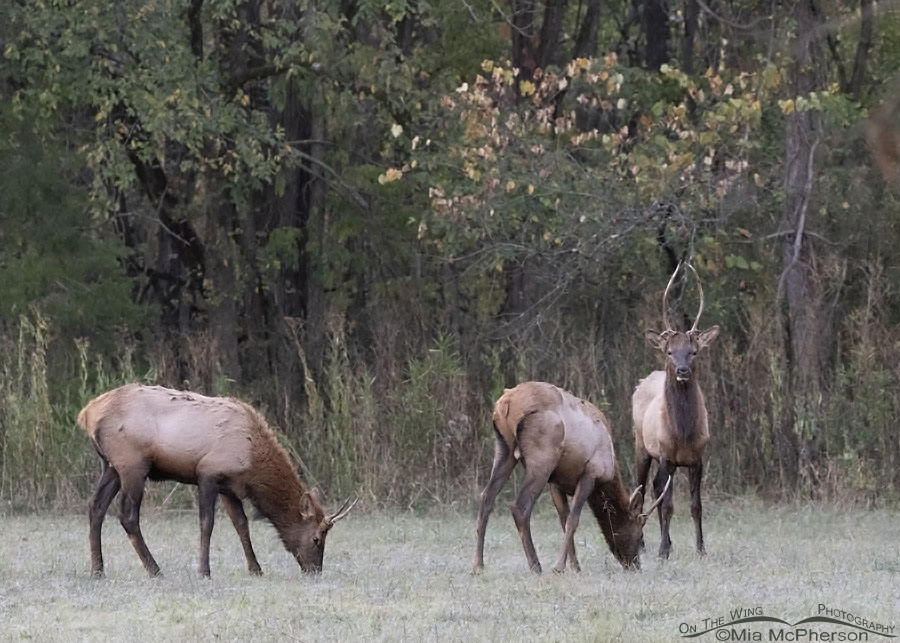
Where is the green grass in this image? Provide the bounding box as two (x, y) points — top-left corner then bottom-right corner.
(0, 495), (896, 642)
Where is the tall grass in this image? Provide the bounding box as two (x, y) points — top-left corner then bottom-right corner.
(0, 312), (151, 509)
(1, 261), (899, 513)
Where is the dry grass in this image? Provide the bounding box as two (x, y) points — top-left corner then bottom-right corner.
(0, 496), (897, 642)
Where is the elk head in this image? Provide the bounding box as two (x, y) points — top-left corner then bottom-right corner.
(645, 262), (719, 384)
(287, 490), (358, 573)
(610, 476), (672, 569)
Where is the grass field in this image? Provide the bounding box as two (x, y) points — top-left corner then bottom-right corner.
(0, 494), (897, 642)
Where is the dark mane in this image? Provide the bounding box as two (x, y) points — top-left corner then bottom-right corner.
(663, 375), (704, 442)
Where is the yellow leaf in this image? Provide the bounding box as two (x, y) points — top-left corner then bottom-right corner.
(94, 111), (105, 122)
(527, 184), (534, 194)
(378, 167), (403, 184)
(519, 80), (535, 97)
(506, 180), (516, 192)
(391, 123), (403, 138)
(241, 94), (250, 106)
(779, 98), (795, 115)
(543, 232), (551, 241)
(495, 263), (503, 272)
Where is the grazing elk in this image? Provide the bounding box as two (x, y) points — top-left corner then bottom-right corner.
(77, 383), (357, 578)
(473, 381), (670, 574)
(633, 261), (719, 559)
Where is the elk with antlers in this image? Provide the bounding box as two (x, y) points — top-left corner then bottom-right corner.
(633, 261), (719, 559)
(77, 384), (357, 578)
(473, 381), (670, 574)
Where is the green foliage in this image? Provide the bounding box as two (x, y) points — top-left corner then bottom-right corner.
(0, 111), (145, 342)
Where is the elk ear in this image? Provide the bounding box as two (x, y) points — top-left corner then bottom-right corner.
(308, 487), (324, 505)
(299, 491), (318, 519)
(695, 325), (720, 350)
(644, 330), (668, 351)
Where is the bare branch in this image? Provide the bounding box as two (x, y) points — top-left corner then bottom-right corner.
(777, 136), (821, 301)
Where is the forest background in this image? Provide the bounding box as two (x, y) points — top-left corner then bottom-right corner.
(1, 0), (898, 511)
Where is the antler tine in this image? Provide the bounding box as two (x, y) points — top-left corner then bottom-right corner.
(326, 496), (359, 525)
(662, 261), (683, 333)
(640, 475), (673, 518)
(628, 484), (643, 506)
(684, 262), (704, 333)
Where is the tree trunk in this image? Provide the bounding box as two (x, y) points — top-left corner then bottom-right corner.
(776, 0), (825, 486)
(536, 0), (569, 70)
(680, 0), (698, 75)
(511, 0), (538, 80)
(573, 0), (600, 59)
(643, 0), (670, 70)
(846, 0), (873, 100)
(197, 173), (241, 383)
(303, 104), (328, 377)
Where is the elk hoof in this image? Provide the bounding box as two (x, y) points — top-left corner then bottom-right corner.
(551, 565), (565, 574)
(249, 566), (263, 576)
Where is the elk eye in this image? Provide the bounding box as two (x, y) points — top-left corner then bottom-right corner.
(313, 536), (321, 546)
(666, 350), (672, 355)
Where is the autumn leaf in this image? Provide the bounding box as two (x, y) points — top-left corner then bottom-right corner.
(779, 98), (795, 115)
(378, 167), (403, 184)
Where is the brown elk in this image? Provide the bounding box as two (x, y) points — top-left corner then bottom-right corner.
(76, 383), (357, 578)
(473, 381), (670, 573)
(633, 261), (719, 559)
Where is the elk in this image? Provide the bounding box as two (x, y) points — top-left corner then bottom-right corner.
(76, 383), (357, 578)
(633, 261), (719, 559)
(472, 381), (670, 574)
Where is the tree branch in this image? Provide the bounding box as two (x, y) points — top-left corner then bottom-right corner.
(777, 136), (820, 301)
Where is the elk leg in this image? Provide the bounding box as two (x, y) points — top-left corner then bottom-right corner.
(689, 461), (705, 555)
(197, 476), (219, 578)
(222, 492), (262, 575)
(634, 450), (653, 511)
(511, 467), (552, 573)
(654, 460), (675, 560)
(472, 437), (517, 574)
(88, 459), (121, 578)
(549, 485), (580, 572)
(551, 476), (595, 574)
(118, 466), (161, 577)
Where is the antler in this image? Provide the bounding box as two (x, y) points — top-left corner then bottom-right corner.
(628, 485), (643, 506)
(640, 475), (673, 519)
(662, 261), (683, 333)
(325, 496), (359, 526)
(684, 263), (705, 333)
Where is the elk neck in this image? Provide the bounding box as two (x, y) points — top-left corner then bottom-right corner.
(663, 364), (704, 442)
(587, 474), (633, 545)
(243, 438), (310, 535)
